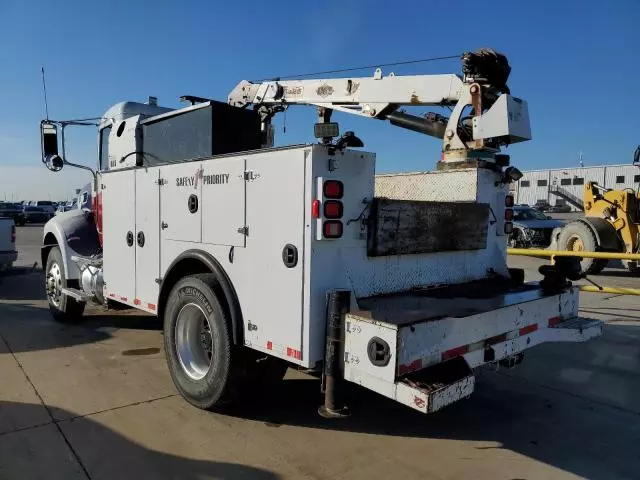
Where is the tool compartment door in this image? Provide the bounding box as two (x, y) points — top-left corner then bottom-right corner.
(242, 149), (306, 358)
(101, 170), (136, 304)
(135, 168), (160, 311)
(201, 158), (246, 247)
(160, 162), (202, 243)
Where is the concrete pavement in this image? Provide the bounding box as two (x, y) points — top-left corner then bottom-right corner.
(0, 225), (639, 479)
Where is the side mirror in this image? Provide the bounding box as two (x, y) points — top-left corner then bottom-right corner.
(633, 145), (640, 165)
(41, 122), (64, 171)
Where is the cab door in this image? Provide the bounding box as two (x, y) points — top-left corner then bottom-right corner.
(135, 168), (161, 312)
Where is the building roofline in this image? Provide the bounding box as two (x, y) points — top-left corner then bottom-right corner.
(523, 163), (635, 174)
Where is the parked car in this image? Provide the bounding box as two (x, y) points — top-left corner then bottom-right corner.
(533, 200), (551, 212)
(549, 204), (572, 213)
(0, 217), (17, 271)
(23, 206), (52, 223)
(27, 200), (56, 215)
(55, 203), (75, 215)
(0, 202), (26, 226)
(509, 206), (565, 248)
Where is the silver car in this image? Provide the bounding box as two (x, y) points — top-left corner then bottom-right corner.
(509, 206), (565, 248)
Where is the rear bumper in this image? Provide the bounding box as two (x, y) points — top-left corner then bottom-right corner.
(343, 284), (603, 414)
(0, 250), (18, 265)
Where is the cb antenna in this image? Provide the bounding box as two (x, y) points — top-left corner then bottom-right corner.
(41, 66), (50, 120)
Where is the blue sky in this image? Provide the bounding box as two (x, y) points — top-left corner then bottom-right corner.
(0, 0), (638, 198)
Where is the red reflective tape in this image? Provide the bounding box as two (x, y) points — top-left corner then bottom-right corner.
(133, 299), (141, 306)
(398, 358), (422, 376)
(548, 316), (562, 327)
(519, 324), (538, 336)
(120, 296), (128, 302)
(485, 333), (507, 346)
(286, 347), (302, 360)
(147, 303), (156, 311)
(442, 344), (469, 361)
(266, 341), (273, 351)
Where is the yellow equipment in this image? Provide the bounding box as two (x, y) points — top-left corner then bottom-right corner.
(553, 148), (640, 274)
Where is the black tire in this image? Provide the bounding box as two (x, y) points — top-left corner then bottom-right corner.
(624, 261), (640, 275)
(557, 222), (607, 274)
(45, 246), (85, 322)
(164, 274), (238, 410)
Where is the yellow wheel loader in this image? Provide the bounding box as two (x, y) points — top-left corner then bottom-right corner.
(552, 147), (640, 274)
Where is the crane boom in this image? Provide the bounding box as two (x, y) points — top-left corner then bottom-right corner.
(228, 49), (531, 165)
(228, 73), (464, 119)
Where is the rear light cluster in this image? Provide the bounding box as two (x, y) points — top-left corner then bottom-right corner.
(504, 195), (514, 234)
(314, 179), (344, 239)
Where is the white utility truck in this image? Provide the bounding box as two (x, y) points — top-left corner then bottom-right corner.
(40, 49), (602, 416)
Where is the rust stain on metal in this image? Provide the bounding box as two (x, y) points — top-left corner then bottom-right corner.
(316, 84), (334, 97)
(367, 198), (489, 257)
(410, 93), (420, 104)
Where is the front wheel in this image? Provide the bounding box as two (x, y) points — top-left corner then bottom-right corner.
(45, 246), (85, 322)
(557, 222), (607, 274)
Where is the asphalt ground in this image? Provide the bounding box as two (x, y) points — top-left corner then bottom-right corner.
(0, 225), (638, 480)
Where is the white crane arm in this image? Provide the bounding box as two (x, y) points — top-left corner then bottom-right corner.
(228, 72), (464, 119)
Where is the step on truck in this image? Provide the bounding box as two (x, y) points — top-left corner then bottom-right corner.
(39, 49), (602, 416)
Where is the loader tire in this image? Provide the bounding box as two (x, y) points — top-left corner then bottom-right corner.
(45, 246), (85, 323)
(164, 274), (239, 410)
(557, 222), (607, 275)
(624, 261), (640, 275)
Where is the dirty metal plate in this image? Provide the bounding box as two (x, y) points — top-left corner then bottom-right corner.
(367, 198), (489, 257)
(396, 357), (475, 414)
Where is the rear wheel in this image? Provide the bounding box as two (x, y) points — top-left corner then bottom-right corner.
(164, 274), (237, 410)
(557, 222), (607, 274)
(45, 246), (85, 322)
(163, 274), (288, 410)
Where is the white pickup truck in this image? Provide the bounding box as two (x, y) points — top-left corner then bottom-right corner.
(0, 217), (17, 271)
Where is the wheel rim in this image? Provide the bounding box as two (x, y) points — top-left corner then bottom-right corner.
(46, 262), (63, 307)
(566, 235), (585, 252)
(175, 303), (213, 380)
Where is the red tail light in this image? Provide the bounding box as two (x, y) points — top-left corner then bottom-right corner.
(505, 195), (514, 207)
(323, 180), (344, 199)
(11, 225), (16, 244)
(323, 200), (343, 219)
(323, 220), (343, 238)
(92, 192), (103, 246)
(311, 199), (320, 219)
(505, 208), (514, 221)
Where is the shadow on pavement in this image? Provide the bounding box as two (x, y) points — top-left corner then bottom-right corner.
(0, 303), (160, 354)
(0, 269), (44, 301)
(225, 324), (640, 480)
(0, 401), (279, 480)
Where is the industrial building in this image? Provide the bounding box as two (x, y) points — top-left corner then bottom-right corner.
(513, 164), (640, 211)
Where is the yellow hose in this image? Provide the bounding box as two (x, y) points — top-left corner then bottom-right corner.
(579, 285), (640, 296)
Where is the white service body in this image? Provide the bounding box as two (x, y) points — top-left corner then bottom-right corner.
(40, 50), (602, 414)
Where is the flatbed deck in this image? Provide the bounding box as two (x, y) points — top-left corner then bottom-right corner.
(354, 280), (549, 327)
